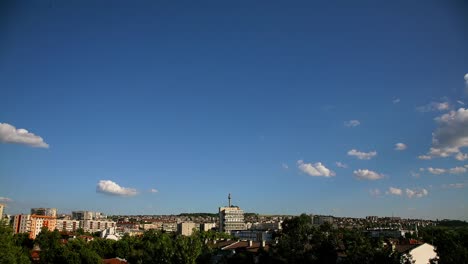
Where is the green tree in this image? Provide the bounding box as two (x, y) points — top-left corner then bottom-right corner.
(0, 223), (30, 264)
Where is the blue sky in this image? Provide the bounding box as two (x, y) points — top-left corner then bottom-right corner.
(1, 0), (467, 220)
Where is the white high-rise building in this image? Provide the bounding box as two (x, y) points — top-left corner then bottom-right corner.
(219, 194), (246, 233)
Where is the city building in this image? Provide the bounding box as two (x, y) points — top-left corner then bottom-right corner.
(395, 243), (437, 264)
(14, 214), (57, 239)
(31, 208), (57, 217)
(72, 211), (104, 220)
(13, 214), (31, 234)
(56, 219), (80, 232)
(177, 222), (199, 236)
(231, 230), (274, 242)
(219, 194), (246, 233)
(81, 219), (116, 233)
(200, 222), (216, 232)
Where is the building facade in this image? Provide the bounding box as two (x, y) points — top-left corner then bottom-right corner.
(219, 206), (246, 233)
(177, 222), (199, 236)
(14, 214), (57, 239)
(30, 208), (57, 217)
(56, 219), (80, 232)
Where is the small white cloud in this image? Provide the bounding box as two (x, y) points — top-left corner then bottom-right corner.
(455, 153), (468, 161)
(449, 166), (467, 174)
(386, 187), (403, 196)
(441, 183), (465, 189)
(406, 188), (428, 198)
(457, 100), (465, 105)
(335, 162), (348, 168)
(353, 169), (384, 180)
(395, 143), (407, 151)
(392, 98), (401, 104)
(410, 171), (420, 178)
(282, 163), (289, 169)
(297, 160), (335, 177)
(347, 149), (377, 160)
(344, 120), (360, 127)
(425, 166), (467, 175)
(418, 155), (432, 160)
(369, 188), (381, 197)
(416, 101), (450, 112)
(0, 123), (49, 148)
(465, 73), (468, 86)
(150, 188), (158, 193)
(0, 197), (13, 203)
(427, 167), (446, 175)
(96, 180), (138, 196)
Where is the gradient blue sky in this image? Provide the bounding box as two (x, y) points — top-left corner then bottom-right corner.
(1, 0), (467, 220)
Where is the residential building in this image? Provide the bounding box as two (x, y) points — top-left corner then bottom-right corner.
(177, 222), (199, 236)
(31, 208), (57, 217)
(219, 194), (246, 233)
(0, 203), (4, 219)
(231, 230), (274, 242)
(200, 222), (216, 232)
(395, 243), (437, 264)
(81, 219), (116, 233)
(13, 214), (32, 234)
(72, 211), (94, 220)
(14, 214), (57, 239)
(56, 219), (80, 232)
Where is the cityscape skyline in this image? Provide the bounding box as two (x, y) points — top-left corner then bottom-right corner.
(1, 1), (468, 220)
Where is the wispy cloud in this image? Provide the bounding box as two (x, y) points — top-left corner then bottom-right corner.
(282, 163), (289, 169)
(344, 120), (360, 127)
(353, 169), (384, 180)
(416, 101), (450, 112)
(335, 162), (348, 168)
(0, 197), (13, 203)
(394, 143), (407, 151)
(96, 180), (138, 196)
(392, 98), (401, 104)
(348, 149), (377, 160)
(422, 166), (467, 175)
(297, 160), (335, 177)
(386, 187), (403, 196)
(405, 188), (428, 198)
(0, 123), (49, 148)
(150, 188), (158, 193)
(441, 183), (465, 189)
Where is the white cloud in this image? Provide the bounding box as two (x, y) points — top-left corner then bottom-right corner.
(465, 73), (468, 87)
(335, 162), (348, 168)
(425, 166), (467, 175)
(393, 98), (401, 104)
(347, 149), (377, 160)
(387, 187), (403, 196)
(455, 153), (468, 161)
(344, 120), (360, 127)
(405, 188), (428, 198)
(457, 100), (465, 105)
(369, 188), (381, 197)
(282, 163), (289, 169)
(418, 155), (432, 160)
(427, 167), (446, 175)
(150, 188), (158, 193)
(420, 108), (468, 160)
(353, 169), (384, 180)
(416, 101), (450, 112)
(0, 197), (13, 203)
(410, 171), (420, 178)
(0, 123), (49, 148)
(394, 143), (407, 151)
(96, 180), (138, 196)
(297, 160), (335, 177)
(449, 166), (467, 174)
(442, 183), (465, 189)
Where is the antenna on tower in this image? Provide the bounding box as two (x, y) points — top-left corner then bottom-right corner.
(228, 193), (231, 207)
